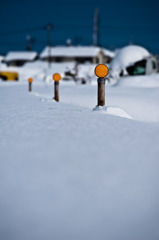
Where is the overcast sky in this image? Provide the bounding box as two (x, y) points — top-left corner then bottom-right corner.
(0, 0), (159, 54)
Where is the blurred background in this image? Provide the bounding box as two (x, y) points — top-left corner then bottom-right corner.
(0, 0), (159, 55)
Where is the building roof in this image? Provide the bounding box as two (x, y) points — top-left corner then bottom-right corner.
(5, 51), (38, 61)
(40, 46), (105, 58)
(0, 55), (4, 61)
(102, 48), (115, 58)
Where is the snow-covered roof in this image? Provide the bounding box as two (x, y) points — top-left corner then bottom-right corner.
(40, 46), (103, 58)
(5, 51), (38, 61)
(110, 45), (150, 71)
(102, 48), (115, 58)
(0, 56), (5, 62)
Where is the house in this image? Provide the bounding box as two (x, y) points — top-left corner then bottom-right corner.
(5, 51), (38, 67)
(40, 46), (114, 64)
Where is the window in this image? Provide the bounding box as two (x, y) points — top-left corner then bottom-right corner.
(126, 60), (146, 76)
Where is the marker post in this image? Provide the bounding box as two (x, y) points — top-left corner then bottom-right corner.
(94, 64), (109, 106)
(28, 77), (33, 92)
(53, 73), (61, 102)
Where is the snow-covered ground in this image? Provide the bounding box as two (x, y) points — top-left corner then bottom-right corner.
(0, 62), (159, 240)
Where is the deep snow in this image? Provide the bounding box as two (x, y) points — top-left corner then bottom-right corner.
(0, 75), (159, 240)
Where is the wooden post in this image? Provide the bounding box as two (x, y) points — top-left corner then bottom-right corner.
(94, 64), (109, 107)
(54, 81), (59, 102)
(98, 78), (106, 106)
(29, 82), (32, 92)
(28, 78), (33, 92)
(52, 73), (61, 102)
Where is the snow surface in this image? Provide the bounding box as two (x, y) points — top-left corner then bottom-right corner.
(0, 62), (159, 240)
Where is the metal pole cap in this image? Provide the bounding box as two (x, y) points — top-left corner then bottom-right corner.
(97, 77), (106, 84)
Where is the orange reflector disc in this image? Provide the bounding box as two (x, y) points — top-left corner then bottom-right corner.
(53, 73), (61, 81)
(95, 64), (109, 78)
(28, 77), (33, 83)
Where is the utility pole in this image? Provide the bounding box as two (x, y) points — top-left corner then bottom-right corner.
(45, 23), (53, 67)
(93, 8), (100, 46)
(26, 35), (32, 51)
(26, 35), (35, 51)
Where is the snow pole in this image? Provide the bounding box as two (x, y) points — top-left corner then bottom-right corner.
(95, 64), (109, 106)
(53, 73), (61, 102)
(28, 77), (33, 92)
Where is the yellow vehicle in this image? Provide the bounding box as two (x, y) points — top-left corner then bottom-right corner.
(0, 71), (19, 81)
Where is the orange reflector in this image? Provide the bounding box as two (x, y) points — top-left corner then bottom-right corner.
(28, 77), (33, 83)
(95, 64), (109, 78)
(53, 73), (61, 82)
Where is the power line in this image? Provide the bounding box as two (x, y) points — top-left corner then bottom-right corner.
(0, 26), (43, 36)
(0, 23), (158, 37)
